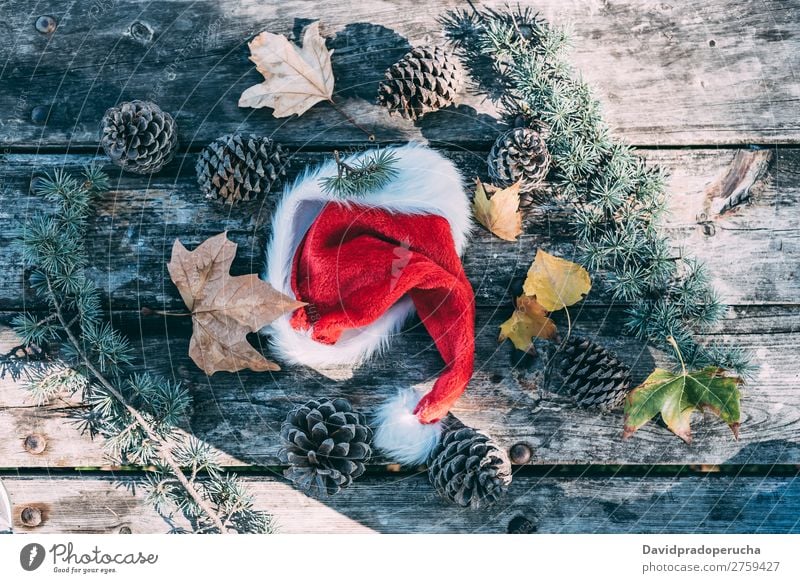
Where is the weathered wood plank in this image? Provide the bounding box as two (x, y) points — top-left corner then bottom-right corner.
(3, 304), (799, 468)
(0, 147), (796, 312)
(4, 473), (799, 533)
(1, 0), (798, 147)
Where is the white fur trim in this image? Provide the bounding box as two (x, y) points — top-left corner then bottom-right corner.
(373, 390), (442, 465)
(261, 143), (471, 369)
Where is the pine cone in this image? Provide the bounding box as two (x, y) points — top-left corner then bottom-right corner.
(279, 398), (372, 497)
(559, 336), (632, 410)
(487, 127), (551, 205)
(377, 46), (462, 120)
(195, 134), (289, 205)
(428, 423), (512, 509)
(100, 100), (178, 174)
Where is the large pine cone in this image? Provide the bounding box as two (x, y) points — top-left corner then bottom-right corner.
(487, 127), (551, 204)
(279, 398), (372, 497)
(377, 46), (462, 120)
(559, 336), (632, 410)
(100, 100), (178, 174)
(196, 134), (289, 205)
(428, 423), (512, 509)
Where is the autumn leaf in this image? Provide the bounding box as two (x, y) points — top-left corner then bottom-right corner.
(498, 295), (557, 352)
(167, 232), (305, 375)
(623, 366), (742, 443)
(523, 249), (591, 312)
(238, 21), (334, 117)
(472, 179), (522, 241)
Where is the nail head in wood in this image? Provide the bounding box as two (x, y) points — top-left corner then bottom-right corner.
(509, 442), (532, 465)
(129, 21), (154, 43)
(20, 506), (43, 527)
(31, 105), (49, 124)
(23, 433), (47, 455)
(35, 16), (57, 34)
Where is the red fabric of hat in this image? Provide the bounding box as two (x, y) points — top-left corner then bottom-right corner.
(289, 201), (475, 425)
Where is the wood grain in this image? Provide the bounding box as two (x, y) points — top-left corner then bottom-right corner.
(4, 473), (798, 533)
(2, 304), (798, 468)
(1, 0), (798, 148)
(0, 147), (796, 313)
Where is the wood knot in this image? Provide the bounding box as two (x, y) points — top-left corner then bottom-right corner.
(23, 433), (47, 455)
(509, 442), (532, 465)
(118, 526), (132, 534)
(20, 506), (43, 527)
(35, 16), (57, 34)
(507, 515), (536, 534)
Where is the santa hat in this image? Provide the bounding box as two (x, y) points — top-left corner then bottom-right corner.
(262, 144), (474, 465)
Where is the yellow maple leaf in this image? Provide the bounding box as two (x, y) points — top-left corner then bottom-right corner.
(238, 21), (334, 118)
(498, 295), (557, 351)
(472, 179), (522, 241)
(523, 249), (591, 312)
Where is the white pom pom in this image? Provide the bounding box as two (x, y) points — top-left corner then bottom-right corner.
(373, 390), (442, 466)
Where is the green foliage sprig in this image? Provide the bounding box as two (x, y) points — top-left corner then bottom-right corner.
(11, 165), (273, 533)
(320, 149), (399, 197)
(443, 6), (751, 374)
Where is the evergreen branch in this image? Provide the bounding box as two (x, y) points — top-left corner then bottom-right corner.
(13, 165), (274, 533)
(45, 275), (226, 534)
(320, 149), (399, 197)
(444, 6), (751, 372)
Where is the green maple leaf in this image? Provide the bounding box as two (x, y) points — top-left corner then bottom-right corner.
(623, 366), (743, 444)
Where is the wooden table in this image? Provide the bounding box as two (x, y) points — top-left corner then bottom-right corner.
(1, 0), (798, 533)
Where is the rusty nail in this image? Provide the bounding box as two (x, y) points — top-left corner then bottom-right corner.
(35, 15), (57, 34)
(23, 433), (47, 455)
(20, 506), (43, 527)
(119, 526), (132, 534)
(509, 442), (532, 465)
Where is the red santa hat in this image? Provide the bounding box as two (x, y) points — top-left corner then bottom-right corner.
(262, 144), (474, 465)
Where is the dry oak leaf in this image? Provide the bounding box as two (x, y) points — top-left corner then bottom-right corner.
(523, 249), (591, 312)
(238, 21), (334, 117)
(498, 295), (557, 352)
(472, 178), (522, 241)
(167, 232), (305, 375)
(623, 366), (742, 444)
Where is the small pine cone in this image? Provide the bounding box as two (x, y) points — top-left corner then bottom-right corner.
(559, 336), (632, 410)
(377, 46), (462, 120)
(428, 423), (512, 509)
(100, 100), (178, 174)
(279, 398), (372, 497)
(487, 127), (551, 204)
(195, 134), (289, 205)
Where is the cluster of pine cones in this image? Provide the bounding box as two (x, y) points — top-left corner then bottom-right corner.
(279, 396), (513, 509)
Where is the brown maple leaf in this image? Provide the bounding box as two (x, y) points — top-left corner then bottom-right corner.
(167, 232), (305, 375)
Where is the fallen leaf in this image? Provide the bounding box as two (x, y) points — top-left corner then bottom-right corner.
(498, 295), (557, 351)
(472, 179), (522, 241)
(623, 366), (742, 443)
(523, 249), (591, 312)
(167, 232), (305, 375)
(238, 21), (334, 117)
